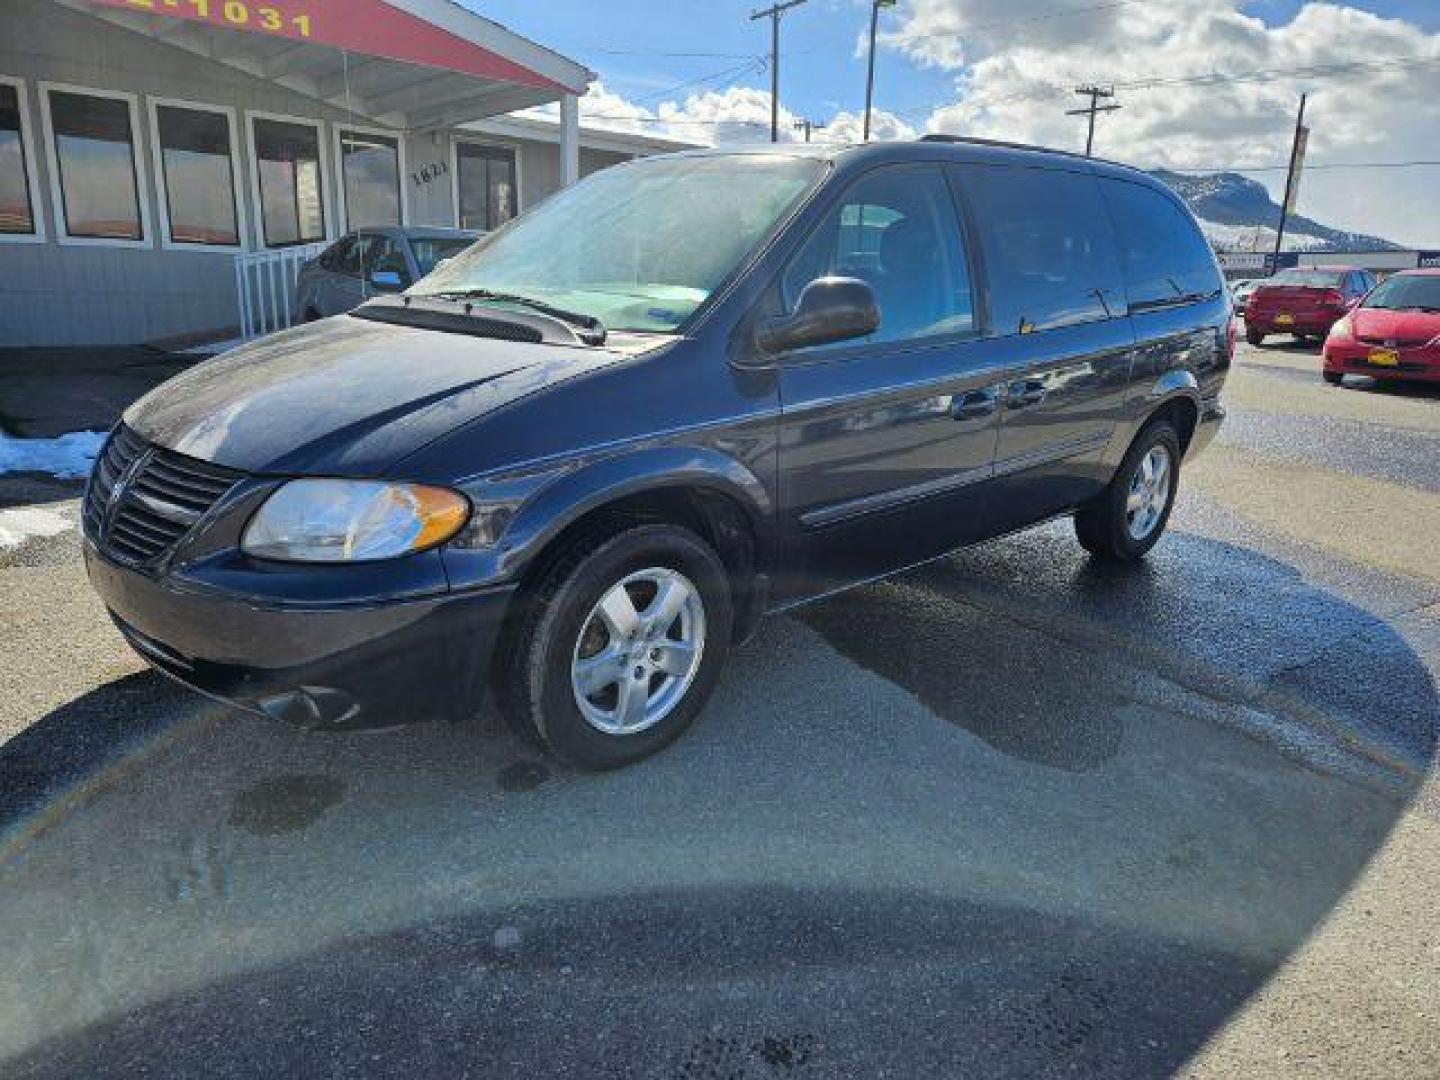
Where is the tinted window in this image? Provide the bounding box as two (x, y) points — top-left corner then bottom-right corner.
(254, 118), (325, 247)
(155, 105), (238, 246)
(783, 165), (974, 344)
(456, 143), (517, 231)
(339, 129), (401, 229)
(0, 83), (35, 235)
(1362, 274), (1440, 311)
(1269, 269), (1345, 288)
(318, 235), (354, 273)
(364, 236), (410, 284)
(1100, 178), (1221, 310)
(48, 90), (142, 240)
(960, 165), (1122, 334)
(411, 237), (473, 276)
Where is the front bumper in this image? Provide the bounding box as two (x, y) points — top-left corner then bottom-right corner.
(85, 541), (515, 730)
(1323, 342), (1440, 382)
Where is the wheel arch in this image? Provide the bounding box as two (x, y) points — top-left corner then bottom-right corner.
(498, 446), (776, 642)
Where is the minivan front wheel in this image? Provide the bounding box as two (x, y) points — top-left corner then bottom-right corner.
(498, 523), (733, 769)
(1074, 421), (1181, 562)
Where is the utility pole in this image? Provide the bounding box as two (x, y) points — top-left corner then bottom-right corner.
(751, 0), (808, 143)
(1066, 84), (1120, 156)
(794, 117), (817, 142)
(1271, 92), (1309, 273)
(862, 0), (895, 142)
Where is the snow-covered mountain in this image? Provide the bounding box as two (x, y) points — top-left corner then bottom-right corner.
(1149, 169), (1400, 252)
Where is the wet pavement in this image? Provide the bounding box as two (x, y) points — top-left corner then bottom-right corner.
(1, 339), (1438, 1077)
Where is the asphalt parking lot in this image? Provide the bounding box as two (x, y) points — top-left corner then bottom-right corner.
(1, 338), (1438, 1078)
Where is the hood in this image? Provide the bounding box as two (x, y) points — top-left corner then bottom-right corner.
(124, 316), (636, 476)
(1350, 307), (1440, 345)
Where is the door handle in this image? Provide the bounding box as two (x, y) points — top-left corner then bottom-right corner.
(1006, 379), (1047, 409)
(952, 388), (998, 421)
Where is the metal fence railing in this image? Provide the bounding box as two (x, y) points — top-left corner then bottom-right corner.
(234, 242), (328, 342)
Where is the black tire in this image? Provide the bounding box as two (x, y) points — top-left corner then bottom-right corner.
(1245, 326), (1263, 346)
(1323, 371), (1344, 386)
(496, 522), (734, 769)
(1074, 421), (1182, 563)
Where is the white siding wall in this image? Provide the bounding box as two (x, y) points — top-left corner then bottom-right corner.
(0, 0), (648, 347)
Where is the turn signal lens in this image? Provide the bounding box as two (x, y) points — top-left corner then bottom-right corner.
(242, 479), (471, 562)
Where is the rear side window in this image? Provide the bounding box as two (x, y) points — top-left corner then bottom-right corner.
(319, 236), (353, 272)
(783, 164), (975, 345)
(1100, 178), (1221, 311)
(958, 165), (1123, 335)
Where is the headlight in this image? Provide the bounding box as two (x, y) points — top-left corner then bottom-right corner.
(242, 479), (471, 562)
(1330, 316), (1353, 340)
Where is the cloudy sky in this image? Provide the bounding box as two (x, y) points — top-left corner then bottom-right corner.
(472, 1), (1440, 246)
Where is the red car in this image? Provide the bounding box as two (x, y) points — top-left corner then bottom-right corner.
(1323, 268), (1440, 385)
(1244, 265), (1375, 345)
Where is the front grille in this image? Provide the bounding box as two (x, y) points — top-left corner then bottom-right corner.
(84, 424), (244, 565)
(1357, 335), (1432, 348)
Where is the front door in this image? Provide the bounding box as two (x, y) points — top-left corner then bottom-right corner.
(951, 163), (1135, 533)
(773, 163), (1006, 603)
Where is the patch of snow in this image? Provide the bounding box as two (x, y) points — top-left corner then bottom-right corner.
(0, 429), (106, 479)
(0, 507), (73, 550)
(1198, 217), (1328, 253)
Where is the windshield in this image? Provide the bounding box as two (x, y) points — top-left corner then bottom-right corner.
(413, 154), (825, 332)
(1362, 274), (1440, 311)
(1267, 269), (1345, 288)
(411, 237), (476, 277)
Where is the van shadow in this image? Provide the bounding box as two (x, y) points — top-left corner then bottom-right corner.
(2, 528), (1435, 1077)
(0, 671), (196, 837)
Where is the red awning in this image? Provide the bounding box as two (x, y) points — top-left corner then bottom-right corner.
(89, 0), (567, 92)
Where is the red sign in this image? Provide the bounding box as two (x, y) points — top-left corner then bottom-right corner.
(91, 0), (565, 91)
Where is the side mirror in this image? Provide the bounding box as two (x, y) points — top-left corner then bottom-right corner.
(369, 269), (405, 293)
(756, 277), (880, 356)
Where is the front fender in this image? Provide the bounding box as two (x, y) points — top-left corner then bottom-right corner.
(442, 444), (775, 591)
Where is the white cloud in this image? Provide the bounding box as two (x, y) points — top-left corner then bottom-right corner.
(880, 0), (1440, 245)
(526, 4), (1440, 244)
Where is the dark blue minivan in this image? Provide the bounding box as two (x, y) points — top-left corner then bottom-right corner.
(83, 137), (1230, 768)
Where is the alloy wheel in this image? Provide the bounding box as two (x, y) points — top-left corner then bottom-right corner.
(570, 567), (706, 736)
(1125, 444), (1173, 541)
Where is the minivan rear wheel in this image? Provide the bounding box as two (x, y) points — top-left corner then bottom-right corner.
(497, 523), (733, 769)
(1245, 326), (1264, 346)
(1074, 421), (1182, 562)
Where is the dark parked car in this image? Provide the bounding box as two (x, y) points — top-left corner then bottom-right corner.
(83, 139), (1230, 768)
(294, 226), (479, 320)
(1244, 265), (1374, 345)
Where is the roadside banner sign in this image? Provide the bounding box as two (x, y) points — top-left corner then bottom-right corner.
(1285, 125), (1309, 213)
(1418, 251), (1440, 269)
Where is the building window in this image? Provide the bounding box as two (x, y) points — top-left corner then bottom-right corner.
(337, 128), (401, 230)
(455, 142), (516, 231)
(152, 102), (240, 248)
(0, 79), (39, 238)
(252, 116), (326, 248)
(44, 87), (145, 242)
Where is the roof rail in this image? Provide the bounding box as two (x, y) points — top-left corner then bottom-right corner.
(917, 133), (1097, 164)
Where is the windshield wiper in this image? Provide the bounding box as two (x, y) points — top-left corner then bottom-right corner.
(431, 289), (606, 344)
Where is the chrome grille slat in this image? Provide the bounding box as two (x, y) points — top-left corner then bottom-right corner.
(83, 423), (245, 564)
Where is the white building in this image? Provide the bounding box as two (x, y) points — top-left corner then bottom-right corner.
(0, 0), (696, 346)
